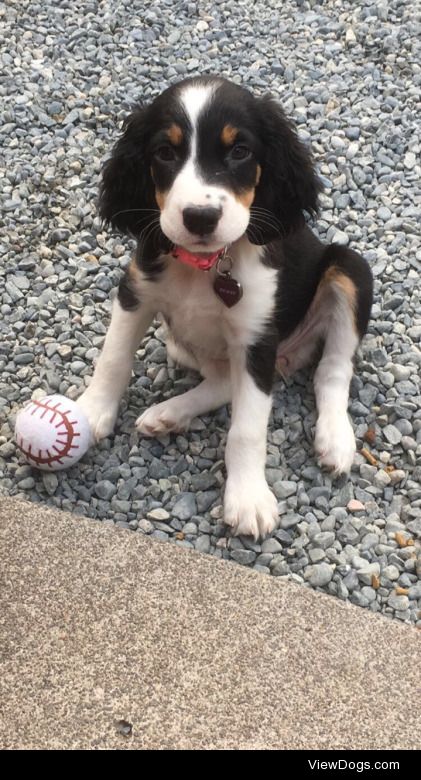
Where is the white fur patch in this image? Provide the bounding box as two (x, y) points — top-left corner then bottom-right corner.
(179, 80), (220, 156)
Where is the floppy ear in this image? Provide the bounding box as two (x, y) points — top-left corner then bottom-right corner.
(99, 104), (158, 239)
(248, 95), (322, 244)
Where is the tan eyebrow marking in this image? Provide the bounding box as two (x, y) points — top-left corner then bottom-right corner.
(255, 164), (262, 185)
(221, 124), (239, 146)
(166, 124), (183, 146)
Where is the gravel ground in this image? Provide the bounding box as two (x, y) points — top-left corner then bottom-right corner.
(1, 0), (420, 624)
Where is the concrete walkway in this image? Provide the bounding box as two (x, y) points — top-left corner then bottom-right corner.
(0, 497), (419, 750)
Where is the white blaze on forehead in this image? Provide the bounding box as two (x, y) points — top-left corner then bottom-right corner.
(178, 81), (220, 157)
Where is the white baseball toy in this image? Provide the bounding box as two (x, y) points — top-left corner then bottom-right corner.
(15, 394), (91, 471)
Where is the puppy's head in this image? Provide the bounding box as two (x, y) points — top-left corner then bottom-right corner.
(100, 77), (321, 253)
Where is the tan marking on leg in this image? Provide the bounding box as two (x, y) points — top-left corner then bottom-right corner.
(323, 266), (357, 307)
(275, 266), (358, 377)
(221, 124), (238, 146)
(167, 124), (183, 146)
(323, 266), (358, 333)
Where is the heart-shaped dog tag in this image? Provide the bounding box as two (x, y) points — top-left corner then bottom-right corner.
(213, 274), (243, 307)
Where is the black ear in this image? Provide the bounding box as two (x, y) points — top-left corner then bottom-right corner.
(99, 104), (158, 239)
(248, 95), (322, 244)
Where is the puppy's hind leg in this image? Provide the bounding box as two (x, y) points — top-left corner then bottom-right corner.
(314, 249), (372, 474)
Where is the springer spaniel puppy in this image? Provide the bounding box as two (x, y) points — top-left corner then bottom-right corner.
(78, 76), (373, 539)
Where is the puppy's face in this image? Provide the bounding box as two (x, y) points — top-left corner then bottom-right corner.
(150, 80), (263, 252)
(100, 77), (321, 251)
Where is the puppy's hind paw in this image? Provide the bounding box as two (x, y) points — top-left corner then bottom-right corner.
(315, 413), (356, 475)
(136, 399), (191, 437)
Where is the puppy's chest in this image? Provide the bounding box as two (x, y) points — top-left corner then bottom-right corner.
(156, 269), (230, 359)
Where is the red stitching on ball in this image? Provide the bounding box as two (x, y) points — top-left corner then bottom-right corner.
(17, 398), (80, 466)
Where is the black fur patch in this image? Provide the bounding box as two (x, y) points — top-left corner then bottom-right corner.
(133, 233), (171, 282)
(117, 268), (141, 311)
(247, 330), (278, 395)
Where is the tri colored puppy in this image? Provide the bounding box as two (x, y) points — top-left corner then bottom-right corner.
(78, 76), (373, 539)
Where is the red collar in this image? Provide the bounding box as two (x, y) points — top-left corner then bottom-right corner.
(171, 246), (226, 271)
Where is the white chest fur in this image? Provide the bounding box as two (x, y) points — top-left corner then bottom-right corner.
(137, 238), (278, 368)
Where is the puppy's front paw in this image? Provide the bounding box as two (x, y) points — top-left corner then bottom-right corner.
(76, 391), (118, 443)
(136, 399), (191, 437)
(224, 478), (279, 540)
(315, 412), (356, 475)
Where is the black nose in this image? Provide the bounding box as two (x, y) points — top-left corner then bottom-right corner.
(182, 206), (221, 236)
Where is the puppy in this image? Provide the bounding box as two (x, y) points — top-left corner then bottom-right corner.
(78, 76), (373, 539)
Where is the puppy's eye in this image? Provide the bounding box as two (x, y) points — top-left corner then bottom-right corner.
(230, 144), (252, 161)
(154, 145), (177, 162)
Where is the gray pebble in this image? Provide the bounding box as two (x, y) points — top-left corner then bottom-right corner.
(94, 481), (117, 501)
(343, 570), (359, 592)
(308, 548), (326, 563)
(383, 425), (402, 445)
(387, 593), (410, 611)
(42, 472), (58, 496)
(231, 549), (257, 566)
(271, 559), (290, 577)
(17, 477), (36, 490)
(273, 480), (297, 499)
(304, 563), (334, 587)
(138, 519), (154, 534)
(261, 537), (283, 554)
(195, 536), (211, 554)
(374, 470), (391, 488)
(0, 442), (16, 458)
(408, 582), (421, 600)
(172, 493), (197, 520)
(337, 522), (360, 544)
(312, 531), (335, 550)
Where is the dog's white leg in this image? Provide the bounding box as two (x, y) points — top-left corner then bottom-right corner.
(314, 288), (359, 474)
(224, 349), (278, 540)
(78, 297), (155, 441)
(136, 360), (231, 435)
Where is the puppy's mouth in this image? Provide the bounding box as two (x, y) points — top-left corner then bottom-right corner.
(171, 235), (227, 255)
